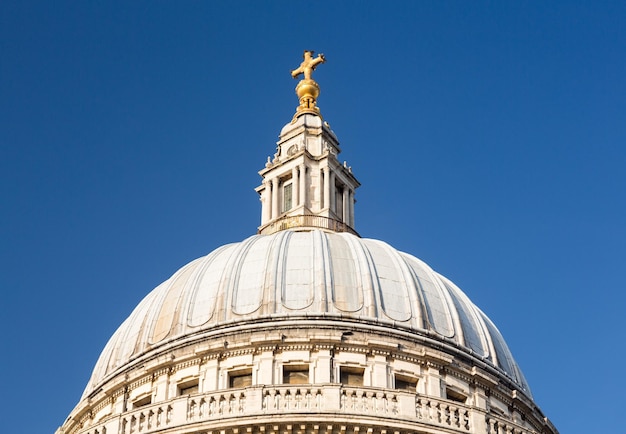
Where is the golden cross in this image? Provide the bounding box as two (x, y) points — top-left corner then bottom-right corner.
(291, 50), (326, 81)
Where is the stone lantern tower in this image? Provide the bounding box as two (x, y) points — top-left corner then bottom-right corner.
(257, 50), (359, 236)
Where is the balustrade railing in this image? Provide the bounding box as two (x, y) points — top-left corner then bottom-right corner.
(74, 385), (485, 434)
(487, 415), (534, 434)
(119, 404), (172, 434)
(187, 391), (246, 420)
(261, 386), (323, 411)
(340, 387), (399, 415)
(258, 215), (359, 236)
(416, 397), (471, 431)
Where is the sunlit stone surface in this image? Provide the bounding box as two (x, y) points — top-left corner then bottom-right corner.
(57, 53), (558, 434)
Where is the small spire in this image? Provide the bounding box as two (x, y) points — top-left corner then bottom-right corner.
(290, 50), (326, 121)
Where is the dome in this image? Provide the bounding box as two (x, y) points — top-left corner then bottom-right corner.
(84, 230), (530, 399)
(59, 52), (557, 434)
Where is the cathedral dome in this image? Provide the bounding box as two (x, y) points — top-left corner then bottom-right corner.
(59, 52), (557, 434)
(84, 230), (530, 399)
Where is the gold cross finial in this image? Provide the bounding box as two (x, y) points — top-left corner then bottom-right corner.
(291, 50), (326, 81)
(290, 50), (326, 121)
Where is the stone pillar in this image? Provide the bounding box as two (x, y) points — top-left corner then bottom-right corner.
(323, 167), (330, 210)
(299, 164), (307, 208)
(292, 166), (299, 207)
(314, 349), (333, 383)
(153, 372), (169, 402)
(330, 172), (336, 213)
(343, 185), (349, 224)
(261, 181), (271, 224)
(203, 358), (219, 391)
(271, 178), (279, 219)
(257, 350), (275, 385)
(370, 354), (388, 388)
(113, 389), (126, 413)
(469, 383), (488, 432)
(426, 364), (443, 397)
(349, 189), (355, 227)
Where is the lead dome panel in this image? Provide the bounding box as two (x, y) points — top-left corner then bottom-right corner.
(82, 230), (531, 399)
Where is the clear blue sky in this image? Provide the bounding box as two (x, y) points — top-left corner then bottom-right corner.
(1, 2), (624, 433)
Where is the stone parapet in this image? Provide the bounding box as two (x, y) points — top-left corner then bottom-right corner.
(64, 384), (553, 434)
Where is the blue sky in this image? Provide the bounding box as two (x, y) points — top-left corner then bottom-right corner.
(1, 2), (624, 433)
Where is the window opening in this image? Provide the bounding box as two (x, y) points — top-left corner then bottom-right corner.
(446, 388), (467, 403)
(395, 374), (417, 392)
(340, 367), (364, 386)
(132, 395), (151, 409)
(178, 379), (199, 396)
(283, 365), (309, 384)
(229, 369), (252, 388)
(283, 183), (293, 212)
(335, 185), (343, 219)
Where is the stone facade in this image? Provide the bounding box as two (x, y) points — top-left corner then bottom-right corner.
(58, 318), (556, 434)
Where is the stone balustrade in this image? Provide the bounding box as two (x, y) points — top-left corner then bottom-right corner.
(72, 385), (540, 434)
(486, 415), (535, 434)
(416, 397), (470, 431)
(258, 214), (359, 236)
(119, 404), (172, 434)
(261, 386), (323, 411)
(340, 387), (399, 415)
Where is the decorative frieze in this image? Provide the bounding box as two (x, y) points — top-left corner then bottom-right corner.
(129, 376), (152, 392)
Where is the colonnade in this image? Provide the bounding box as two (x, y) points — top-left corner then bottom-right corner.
(261, 164), (356, 228)
(263, 163), (307, 222)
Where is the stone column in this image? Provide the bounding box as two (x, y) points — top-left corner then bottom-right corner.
(292, 166), (299, 207)
(271, 178), (279, 219)
(349, 189), (355, 227)
(323, 167), (330, 210)
(330, 171), (336, 213)
(261, 180), (271, 224)
(343, 185), (349, 224)
(299, 164), (306, 208)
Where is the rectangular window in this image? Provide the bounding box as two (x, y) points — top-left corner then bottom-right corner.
(132, 395), (151, 409)
(394, 374), (417, 392)
(283, 365), (309, 384)
(283, 183), (293, 212)
(178, 380), (199, 396)
(340, 367), (364, 386)
(446, 388), (467, 403)
(229, 369), (252, 388)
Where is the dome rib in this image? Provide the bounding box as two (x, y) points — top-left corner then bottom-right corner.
(370, 239), (413, 322)
(439, 274), (492, 359)
(327, 233), (363, 313)
(404, 255), (456, 338)
(187, 243), (235, 328)
(312, 230), (329, 312)
(284, 231), (316, 310)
